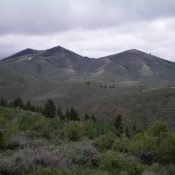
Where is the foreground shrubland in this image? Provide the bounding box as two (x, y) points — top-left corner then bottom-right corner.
(0, 106), (175, 175)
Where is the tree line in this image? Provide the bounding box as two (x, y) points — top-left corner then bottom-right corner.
(0, 96), (136, 137)
(0, 97), (97, 122)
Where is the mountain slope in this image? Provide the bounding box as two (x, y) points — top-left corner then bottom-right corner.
(1, 46), (175, 127)
(98, 49), (175, 85)
(1, 47), (175, 85)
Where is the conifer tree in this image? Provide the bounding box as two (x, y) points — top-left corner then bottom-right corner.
(25, 100), (32, 111)
(69, 107), (79, 121)
(0, 97), (7, 106)
(125, 127), (130, 138)
(114, 114), (123, 137)
(91, 114), (96, 122)
(0, 130), (4, 149)
(13, 96), (24, 108)
(57, 106), (65, 120)
(84, 113), (90, 120)
(43, 99), (56, 118)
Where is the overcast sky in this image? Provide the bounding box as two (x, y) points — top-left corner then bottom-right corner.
(0, 0), (175, 60)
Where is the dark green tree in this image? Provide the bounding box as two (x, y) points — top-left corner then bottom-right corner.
(84, 113), (90, 120)
(43, 99), (56, 118)
(13, 96), (24, 108)
(57, 106), (65, 120)
(0, 130), (4, 149)
(25, 100), (32, 111)
(57, 106), (62, 116)
(65, 109), (70, 119)
(91, 114), (96, 122)
(114, 114), (123, 137)
(69, 107), (79, 121)
(125, 127), (130, 138)
(8, 101), (14, 107)
(0, 97), (7, 106)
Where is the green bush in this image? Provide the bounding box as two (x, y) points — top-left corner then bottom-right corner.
(19, 114), (42, 131)
(155, 134), (175, 164)
(119, 171), (129, 175)
(129, 133), (155, 157)
(95, 132), (114, 150)
(84, 120), (112, 139)
(33, 167), (66, 175)
(100, 151), (122, 172)
(129, 121), (175, 165)
(112, 136), (129, 153)
(142, 171), (157, 175)
(148, 121), (169, 138)
(70, 168), (109, 175)
(65, 121), (85, 141)
(123, 159), (143, 175)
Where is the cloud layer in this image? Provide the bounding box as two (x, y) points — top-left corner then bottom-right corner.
(0, 0), (175, 60)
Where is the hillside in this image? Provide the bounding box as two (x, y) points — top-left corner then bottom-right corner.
(1, 46), (175, 128)
(1, 46), (175, 86)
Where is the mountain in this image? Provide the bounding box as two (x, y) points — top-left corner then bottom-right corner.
(1, 46), (175, 128)
(1, 46), (175, 85)
(98, 49), (175, 85)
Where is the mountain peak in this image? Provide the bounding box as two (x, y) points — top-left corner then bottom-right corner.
(4, 48), (37, 60)
(123, 49), (146, 55)
(41, 45), (80, 57)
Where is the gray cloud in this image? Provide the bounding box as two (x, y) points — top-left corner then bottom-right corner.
(0, 0), (175, 34)
(0, 0), (175, 61)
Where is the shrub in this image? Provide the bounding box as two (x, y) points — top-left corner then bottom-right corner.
(95, 132), (114, 150)
(50, 142), (99, 169)
(112, 136), (129, 153)
(129, 133), (155, 158)
(84, 120), (112, 139)
(149, 121), (169, 138)
(119, 171), (129, 175)
(164, 164), (175, 175)
(155, 134), (175, 164)
(142, 171), (157, 175)
(0, 147), (61, 175)
(65, 121), (85, 141)
(71, 143), (99, 166)
(100, 151), (122, 172)
(6, 134), (27, 149)
(123, 159), (143, 175)
(4, 123), (19, 137)
(70, 168), (109, 175)
(32, 167), (66, 175)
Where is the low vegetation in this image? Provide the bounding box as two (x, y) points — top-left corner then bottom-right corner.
(0, 98), (175, 175)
